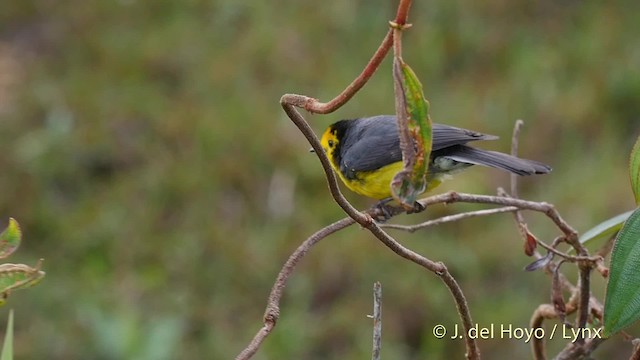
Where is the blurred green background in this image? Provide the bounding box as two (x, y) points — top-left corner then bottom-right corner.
(0, 0), (639, 359)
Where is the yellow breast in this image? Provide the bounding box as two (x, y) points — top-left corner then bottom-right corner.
(334, 161), (443, 200)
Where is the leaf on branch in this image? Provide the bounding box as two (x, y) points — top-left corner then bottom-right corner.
(631, 134), (640, 205)
(0, 260), (45, 306)
(604, 207), (640, 336)
(391, 58), (433, 208)
(0, 219), (21, 260)
(523, 226), (538, 256)
(580, 210), (634, 246)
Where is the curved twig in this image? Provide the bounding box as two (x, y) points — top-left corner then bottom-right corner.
(235, 217), (355, 360)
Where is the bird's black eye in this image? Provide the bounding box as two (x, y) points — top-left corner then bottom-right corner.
(328, 139), (334, 147)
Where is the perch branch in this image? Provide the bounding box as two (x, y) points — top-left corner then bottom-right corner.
(372, 281), (382, 360)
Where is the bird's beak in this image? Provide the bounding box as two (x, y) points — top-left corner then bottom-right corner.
(309, 148), (315, 153)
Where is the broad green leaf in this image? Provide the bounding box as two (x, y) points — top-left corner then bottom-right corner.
(0, 219), (21, 260)
(0, 260), (45, 306)
(604, 207), (640, 336)
(631, 135), (640, 204)
(0, 310), (13, 360)
(391, 59), (433, 207)
(580, 210), (634, 245)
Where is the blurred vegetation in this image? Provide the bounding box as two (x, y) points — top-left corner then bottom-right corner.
(0, 0), (639, 358)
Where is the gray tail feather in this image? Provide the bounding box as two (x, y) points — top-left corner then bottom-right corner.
(444, 146), (552, 176)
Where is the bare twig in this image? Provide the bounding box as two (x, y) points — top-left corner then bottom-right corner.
(301, 0), (412, 114)
(303, 32), (393, 114)
(376, 191), (578, 239)
(236, 217), (355, 360)
(534, 237), (602, 264)
(281, 97), (371, 224)
(510, 120), (524, 199)
(531, 304), (557, 360)
(551, 260), (568, 323)
(391, 10), (412, 182)
(372, 282), (382, 360)
(554, 337), (607, 360)
(507, 120), (537, 255)
(575, 263), (592, 344)
(530, 299), (580, 360)
(380, 206), (519, 232)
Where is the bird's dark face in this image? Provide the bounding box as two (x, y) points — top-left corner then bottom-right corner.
(320, 120), (350, 168)
(320, 126), (340, 167)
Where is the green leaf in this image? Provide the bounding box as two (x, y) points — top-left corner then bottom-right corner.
(0, 219), (21, 260)
(0, 260), (45, 306)
(604, 207), (640, 336)
(580, 210), (634, 246)
(1, 310), (13, 360)
(390, 59), (433, 206)
(631, 135), (640, 205)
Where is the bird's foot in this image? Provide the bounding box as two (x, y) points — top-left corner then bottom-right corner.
(371, 198), (394, 222)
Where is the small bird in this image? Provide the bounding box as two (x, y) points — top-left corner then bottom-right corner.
(319, 115), (551, 200)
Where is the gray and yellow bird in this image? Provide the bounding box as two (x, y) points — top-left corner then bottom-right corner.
(319, 115), (551, 199)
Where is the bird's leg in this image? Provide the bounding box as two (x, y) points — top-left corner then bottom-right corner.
(371, 197), (394, 222)
(370, 198), (426, 221)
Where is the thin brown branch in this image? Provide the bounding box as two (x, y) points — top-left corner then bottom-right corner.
(304, 31), (393, 114)
(551, 260), (568, 323)
(372, 282), (382, 360)
(530, 299), (580, 360)
(302, 0), (412, 114)
(575, 263), (591, 344)
(380, 206), (519, 232)
(534, 237), (603, 264)
(531, 303), (556, 360)
(507, 120), (538, 255)
(235, 217), (355, 360)
(394, 0), (413, 26)
(390, 19), (418, 210)
(510, 120), (524, 198)
(377, 191), (577, 238)
(281, 97), (371, 225)
(554, 337), (607, 360)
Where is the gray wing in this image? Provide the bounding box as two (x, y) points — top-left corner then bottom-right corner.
(432, 123), (498, 150)
(339, 116), (499, 178)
